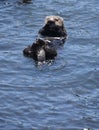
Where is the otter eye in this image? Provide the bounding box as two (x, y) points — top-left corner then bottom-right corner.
(55, 18), (59, 21)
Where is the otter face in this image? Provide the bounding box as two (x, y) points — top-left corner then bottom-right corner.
(45, 15), (64, 27)
(39, 15), (67, 37)
(44, 16), (65, 32)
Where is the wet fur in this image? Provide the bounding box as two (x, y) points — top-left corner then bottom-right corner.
(23, 16), (67, 62)
(38, 15), (67, 38)
(23, 39), (57, 61)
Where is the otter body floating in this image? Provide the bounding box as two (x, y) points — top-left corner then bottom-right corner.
(23, 39), (57, 62)
(23, 16), (67, 62)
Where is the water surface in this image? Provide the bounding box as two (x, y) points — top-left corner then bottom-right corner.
(0, 0), (99, 129)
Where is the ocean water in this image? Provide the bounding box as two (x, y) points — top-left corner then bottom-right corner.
(0, 0), (99, 130)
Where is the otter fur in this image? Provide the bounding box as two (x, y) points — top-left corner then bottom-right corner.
(23, 39), (57, 62)
(38, 15), (67, 43)
(23, 16), (67, 62)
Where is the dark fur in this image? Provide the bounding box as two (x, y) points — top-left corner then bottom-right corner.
(23, 16), (67, 62)
(23, 39), (57, 61)
(39, 22), (66, 37)
(38, 16), (67, 38)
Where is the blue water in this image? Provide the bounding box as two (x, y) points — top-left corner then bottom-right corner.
(0, 0), (99, 130)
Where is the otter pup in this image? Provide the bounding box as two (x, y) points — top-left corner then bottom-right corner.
(38, 15), (67, 44)
(23, 39), (57, 62)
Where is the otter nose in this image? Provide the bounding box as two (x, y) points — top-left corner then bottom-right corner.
(47, 20), (55, 24)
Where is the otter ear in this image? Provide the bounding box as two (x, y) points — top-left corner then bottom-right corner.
(45, 16), (49, 20)
(57, 16), (63, 21)
(60, 17), (64, 22)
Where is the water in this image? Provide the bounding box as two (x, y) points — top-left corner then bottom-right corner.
(0, 0), (99, 129)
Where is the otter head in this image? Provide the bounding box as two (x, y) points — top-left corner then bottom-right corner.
(45, 15), (64, 29)
(39, 15), (67, 37)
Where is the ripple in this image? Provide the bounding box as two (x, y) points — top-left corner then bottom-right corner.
(0, 0), (99, 129)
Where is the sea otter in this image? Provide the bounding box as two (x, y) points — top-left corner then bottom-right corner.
(38, 15), (67, 45)
(23, 39), (57, 62)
